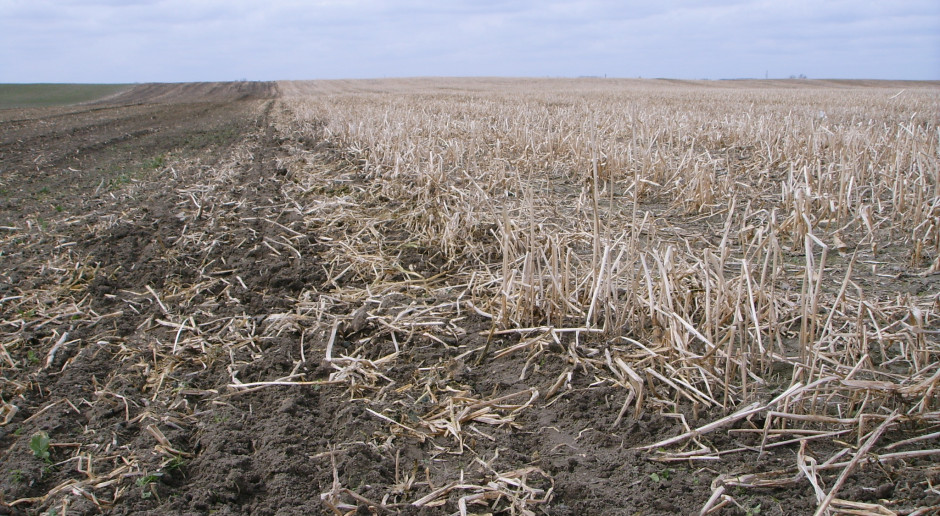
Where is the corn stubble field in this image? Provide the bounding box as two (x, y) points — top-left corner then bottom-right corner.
(1, 78), (939, 515)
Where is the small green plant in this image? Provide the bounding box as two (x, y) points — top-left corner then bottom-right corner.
(170, 381), (189, 396)
(146, 155), (166, 169)
(29, 431), (51, 462)
(10, 469), (24, 483)
(108, 173), (133, 190)
(165, 454), (186, 471)
(13, 426), (24, 436)
(745, 504), (762, 516)
(136, 473), (161, 487)
(649, 468), (672, 483)
(54, 204), (63, 212)
(27, 350), (40, 365)
(136, 472), (162, 499)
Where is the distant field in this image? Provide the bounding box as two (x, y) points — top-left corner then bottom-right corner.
(0, 83), (131, 109)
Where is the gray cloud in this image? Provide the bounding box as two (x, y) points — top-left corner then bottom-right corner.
(0, 0), (936, 82)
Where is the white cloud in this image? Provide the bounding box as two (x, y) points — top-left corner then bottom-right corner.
(0, 0), (936, 82)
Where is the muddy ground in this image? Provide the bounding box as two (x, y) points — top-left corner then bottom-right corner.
(0, 82), (936, 515)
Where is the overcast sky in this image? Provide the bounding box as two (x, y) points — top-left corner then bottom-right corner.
(1, 0), (938, 83)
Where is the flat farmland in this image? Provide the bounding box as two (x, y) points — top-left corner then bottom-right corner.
(1, 79), (938, 515)
(0, 84), (132, 110)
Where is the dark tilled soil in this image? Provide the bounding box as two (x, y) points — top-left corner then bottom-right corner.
(97, 81), (279, 105)
(0, 83), (936, 516)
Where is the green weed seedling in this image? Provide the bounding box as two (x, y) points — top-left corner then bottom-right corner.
(11, 469), (24, 483)
(649, 468), (672, 483)
(136, 472), (162, 486)
(30, 431), (51, 463)
(165, 454), (186, 472)
(107, 173), (133, 191)
(146, 155), (166, 169)
(137, 472), (163, 499)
